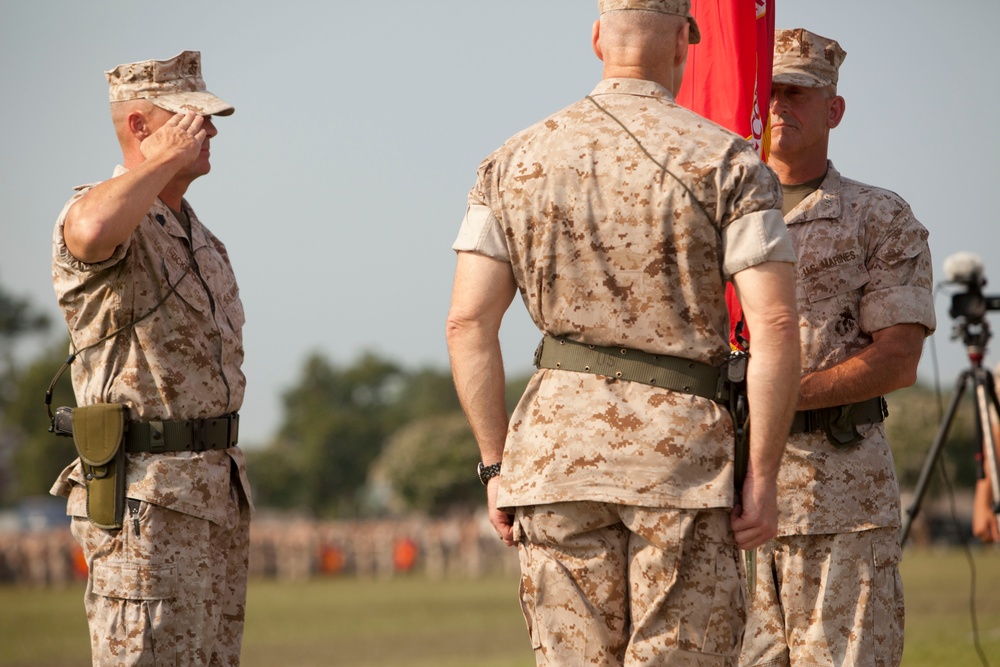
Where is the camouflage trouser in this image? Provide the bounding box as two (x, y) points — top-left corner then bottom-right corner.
(739, 527), (904, 667)
(70, 476), (251, 666)
(514, 502), (744, 666)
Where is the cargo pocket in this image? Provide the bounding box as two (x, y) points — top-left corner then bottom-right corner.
(92, 560), (178, 600)
(872, 535), (903, 667)
(90, 559), (178, 666)
(678, 542), (744, 658)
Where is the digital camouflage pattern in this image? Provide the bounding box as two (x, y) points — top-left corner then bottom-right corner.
(50, 166), (253, 665)
(741, 528), (904, 667)
(457, 77), (794, 510)
(772, 29), (846, 88)
(777, 162), (935, 535)
(455, 76), (794, 665)
(515, 505), (743, 665)
(51, 166), (252, 523)
(52, 168), (246, 423)
(741, 163), (932, 667)
(106, 50), (235, 117)
(71, 490), (251, 666)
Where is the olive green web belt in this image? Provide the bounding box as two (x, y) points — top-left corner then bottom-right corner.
(789, 397), (887, 434)
(124, 413), (240, 453)
(533, 335), (727, 402)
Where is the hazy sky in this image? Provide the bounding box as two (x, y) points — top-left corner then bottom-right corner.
(2, 1), (998, 444)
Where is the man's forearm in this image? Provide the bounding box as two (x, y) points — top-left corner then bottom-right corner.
(745, 325), (800, 479)
(447, 326), (509, 464)
(445, 252), (518, 464)
(733, 261), (800, 480)
(798, 322), (926, 410)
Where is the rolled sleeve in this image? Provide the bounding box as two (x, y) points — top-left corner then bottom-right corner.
(53, 185), (130, 274)
(860, 284), (936, 334)
(451, 203), (510, 262)
(859, 208), (936, 335)
(722, 209), (797, 278)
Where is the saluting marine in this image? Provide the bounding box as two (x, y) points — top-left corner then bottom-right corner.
(50, 51), (253, 666)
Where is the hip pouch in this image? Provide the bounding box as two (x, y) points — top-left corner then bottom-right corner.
(71, 404), (127, 530)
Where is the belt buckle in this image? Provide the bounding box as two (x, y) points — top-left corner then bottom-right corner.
(199, 415), (238, 450)
(228, 413), (239, 447)
(533, 338), (545, 368)
(190, 419), (206, 452)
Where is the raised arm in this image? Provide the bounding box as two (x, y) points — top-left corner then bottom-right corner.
(64, 111), (208, 263)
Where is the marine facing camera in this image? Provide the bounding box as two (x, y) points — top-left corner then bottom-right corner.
(943, 252), (1000, 321)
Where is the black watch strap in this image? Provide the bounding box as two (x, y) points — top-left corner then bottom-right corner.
(477, 461), (502, 485)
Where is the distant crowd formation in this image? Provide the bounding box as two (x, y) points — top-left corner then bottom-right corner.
(0, 513), (520, 587)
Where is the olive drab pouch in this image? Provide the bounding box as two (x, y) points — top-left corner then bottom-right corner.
(71, 404), (127, 530)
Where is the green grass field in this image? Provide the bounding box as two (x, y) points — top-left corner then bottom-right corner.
(1, 548), (997, 666)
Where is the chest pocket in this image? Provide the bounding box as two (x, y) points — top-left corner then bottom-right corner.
(218, 278), (245, 331)
(163, 246), (245, 332)
(163, 252), (212, 315)
(802, 259), (871, 304)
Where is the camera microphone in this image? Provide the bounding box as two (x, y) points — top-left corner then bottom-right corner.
(943, 251), (986, 287)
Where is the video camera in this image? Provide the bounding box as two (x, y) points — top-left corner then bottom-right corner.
(943, 252), (1000, 322)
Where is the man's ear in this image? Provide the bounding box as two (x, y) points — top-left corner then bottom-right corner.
(127, 110), (149, 139)
(592, 19), (604, 61)
(828, 95), (846, 129)
(675, 23), (690, 67)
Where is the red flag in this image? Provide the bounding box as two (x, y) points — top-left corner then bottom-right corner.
(678, 0), (774, 157)
(676, 0), (775, 349)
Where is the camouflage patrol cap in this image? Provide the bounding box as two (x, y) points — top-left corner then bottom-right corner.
(773, 29), (846, 88)
(105, 50), (234, 116)
(598, 0), (701, 44)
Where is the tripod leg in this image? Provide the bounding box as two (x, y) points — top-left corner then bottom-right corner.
(900, 371), (970, 546)
(976, 368), (1000, 515)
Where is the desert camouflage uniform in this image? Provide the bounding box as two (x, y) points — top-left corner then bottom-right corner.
(740, 163), (935, 667)
(455, 77), (795, 665)
(50, 166), (253, 666)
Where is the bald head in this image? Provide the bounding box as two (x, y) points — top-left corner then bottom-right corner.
(594, 10), (689, 93)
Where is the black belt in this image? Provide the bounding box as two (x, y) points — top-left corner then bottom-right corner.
(789, 397), (886, 439)
(533, 335), (727, 402)
(125, 413), (239, 453)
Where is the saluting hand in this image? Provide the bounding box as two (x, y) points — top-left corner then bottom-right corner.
(139, 111), (207, 167)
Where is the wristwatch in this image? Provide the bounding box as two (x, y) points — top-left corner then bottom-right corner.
(477, 461), (502, 486)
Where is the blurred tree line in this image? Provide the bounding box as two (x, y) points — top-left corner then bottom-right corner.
(0, 277), (65, 503)
(245, 352), (529, 517)
(0, 276), (992, 518)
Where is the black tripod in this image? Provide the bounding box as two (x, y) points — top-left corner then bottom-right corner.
(900, 317), (1000, 546)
